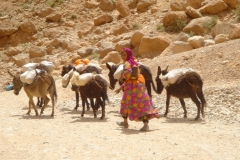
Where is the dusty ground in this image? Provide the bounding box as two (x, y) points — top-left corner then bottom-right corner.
(1, 39), (240, 160)
(1, 0), (240, 159)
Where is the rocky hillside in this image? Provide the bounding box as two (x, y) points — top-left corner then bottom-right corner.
(1, 0), (240, 92)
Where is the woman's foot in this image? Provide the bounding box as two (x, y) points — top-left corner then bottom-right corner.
(116, 121), (129, 128)
(140, 124), (149, 131)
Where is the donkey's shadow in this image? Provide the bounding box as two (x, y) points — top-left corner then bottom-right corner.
(163, 117), (204, 124)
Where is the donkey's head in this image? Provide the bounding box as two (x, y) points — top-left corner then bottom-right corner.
(106, 63), (119, 90)
(61, 64), (74, 77)
(8, 70), (23, 95)
(155, 66), (169, 94)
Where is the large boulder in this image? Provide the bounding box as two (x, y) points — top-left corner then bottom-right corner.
(116, 0), (130, 17)
(93, 14), (113, 26)
(199, 0), (228, 14)
(138, 36), (170, 58)
(130, 31), (145, 47)
(100, 51), (121, 64)
(19, 21), (37, 34)
(163, 11), (189, 27)
(161, 41), (193, 57)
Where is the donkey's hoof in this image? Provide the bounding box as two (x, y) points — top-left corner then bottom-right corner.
(194, 117), (200, 120)
(50, 114), (54, 117)
(183, 115), (187, 118)
(26, 112), (30, 115)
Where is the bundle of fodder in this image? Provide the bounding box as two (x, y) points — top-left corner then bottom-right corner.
(22, 61), (55, 74)
(20, 69), (42, 84)
(161, 68), (195, 87)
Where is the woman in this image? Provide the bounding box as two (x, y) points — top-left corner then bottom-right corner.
(115, 48), (160, 131)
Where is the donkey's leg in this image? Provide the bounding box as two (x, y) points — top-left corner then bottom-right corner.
(86, 98), (90, 111)
(40, 95), (50, 116)
(197, 88), (206, 119)
(74, 91), (79, 110)
(81, 95), (86, 117)
(99, 97), (105, 119)
(90, 98), (97, 118)
(145, 81), (152, 97)
(28, 97), (38, 116)
(164, 93), (171, 117)
(27, 98), (32, 115)
(189, 93), (201, 120)
(179, 98), (187, 118)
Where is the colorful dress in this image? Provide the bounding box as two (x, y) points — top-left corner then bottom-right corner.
(119, 61), (159, 121)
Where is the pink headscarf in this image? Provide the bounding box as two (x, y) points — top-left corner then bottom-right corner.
(122, 48), (138, 67)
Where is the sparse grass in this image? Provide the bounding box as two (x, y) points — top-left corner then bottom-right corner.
(132, 24), (141, 30)
(175, 19), (187, 31)
(232, 5), (240, 21)
(156, 24), (165, 32)
(165, 19), (187, 32)
(49, 1), (56, 8)
(71, 14), (77, 19)
(21, 3), (29, 9)
(88, 52), (99, 60)
(204, 16), (218, 30)
(110, 0), (115, 4)
(189, 31), (195, 37)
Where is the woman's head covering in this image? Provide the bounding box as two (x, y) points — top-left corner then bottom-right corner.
(122, 48), (138, 67)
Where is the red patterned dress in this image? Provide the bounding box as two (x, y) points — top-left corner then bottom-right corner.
(119, 61), (159, 121)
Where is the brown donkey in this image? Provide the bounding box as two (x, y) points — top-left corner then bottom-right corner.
(155, 66), (206, 120)
(8, 70), (57, 117)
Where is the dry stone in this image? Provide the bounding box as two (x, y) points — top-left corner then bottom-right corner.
(170, 2), (186, 11)
(100, 51), (121, 64)
(214, 34), (229, 43)
(115, 40), (131, 53)
(37, 7), (54, 17)
(86, 0), (98, 8)
(137, 0), (157, 12)
(138, 36), (170, 58)
(163, 11), (188, 26)
(0, 26), (18, 37)
(99, 0), (116, 11)
(203, 39), (215, 46)
(185, 6), (202, 18)
(11, 53), (29, 67)
(187, 0), (204, 9)
(19, 21), (37, 34)
(199, 0), (228, 14)
(187, 36), (204, 48)
(161, 41), (193, 57)
(212, 22), (232, 37)
(46, 12), (62, 22)
(93, 14), (113, 26)
(130, 31), (145, 47)
(176, 32), (190, 42)
(116, 0), (130, 18)
(183, 16), (212, 35)
(223, 0), (239, 8)
(28, 46), (46, 58)
(229, 24), (240, 39)
(113, 24), (130, 36)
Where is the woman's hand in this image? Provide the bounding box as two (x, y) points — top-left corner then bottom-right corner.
(115, 88), (121, 94)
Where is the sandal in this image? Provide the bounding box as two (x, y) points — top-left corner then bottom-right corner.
(116, 121), (129, 128)
(140, 124), (149, 131)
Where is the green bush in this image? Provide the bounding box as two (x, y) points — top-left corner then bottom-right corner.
(232, 5), (240, 20)
(156, 24), (165, 32)
(132, 24), (141, 30)
(204, 16), (218, 30)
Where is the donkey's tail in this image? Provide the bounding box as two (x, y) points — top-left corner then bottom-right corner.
(49, 75), (58, 105)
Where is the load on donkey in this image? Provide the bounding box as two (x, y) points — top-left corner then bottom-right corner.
(8, 61), (57, 117)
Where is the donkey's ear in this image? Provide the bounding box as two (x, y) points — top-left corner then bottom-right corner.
(157, 66), (161, 76)
(7, 70), (15, 77)
(165, 65), (169, 71)
(106, 63), (111, 70)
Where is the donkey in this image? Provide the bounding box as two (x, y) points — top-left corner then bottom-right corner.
(155, 66), (206, 120)
(61, 64), (103, 110)
(8, 70), (57, 117)
(106, 63), (156, 97)
(71, 72), (109, 119)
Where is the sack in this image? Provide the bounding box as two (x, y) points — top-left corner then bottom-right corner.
(22, 63), (38, 72)
(113, 64), (124, 80)
(20, 69), (41, 84)
(130, 66), (139, 80)
(40, 61), (55, 74)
